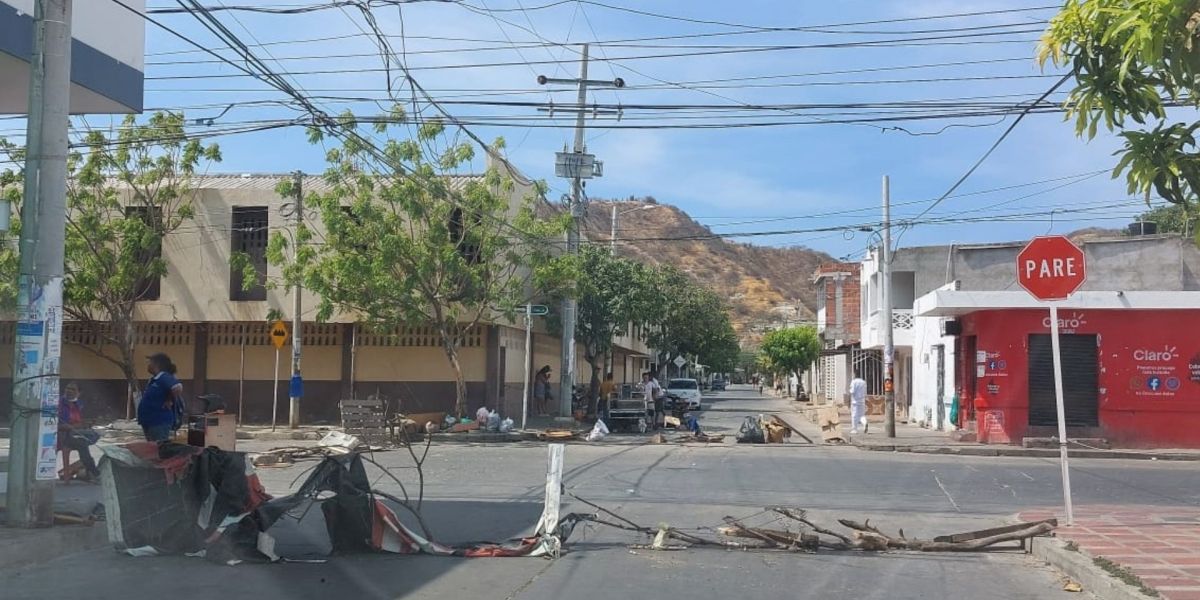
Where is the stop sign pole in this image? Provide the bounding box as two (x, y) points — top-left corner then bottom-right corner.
(1017, 236), (1086, 526)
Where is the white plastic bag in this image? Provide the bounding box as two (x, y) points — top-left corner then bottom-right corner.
(318, 430), (363, 450)
(476, 406), (491, 425)
(586, 419), (610, 442)
(499, 417), (514, 433)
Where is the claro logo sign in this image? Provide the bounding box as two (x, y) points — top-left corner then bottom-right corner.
(1042, 311), (1086, 330)
(1134, 345), (1179, 362)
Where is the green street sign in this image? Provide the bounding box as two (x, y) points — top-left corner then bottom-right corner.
(526, 304), (549, 316)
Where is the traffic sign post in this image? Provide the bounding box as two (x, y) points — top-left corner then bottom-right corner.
(269, 321), (289, 432)
(1017, 235), (1086, 526)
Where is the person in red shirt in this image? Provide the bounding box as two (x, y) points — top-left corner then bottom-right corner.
(58, 382), (100, 479)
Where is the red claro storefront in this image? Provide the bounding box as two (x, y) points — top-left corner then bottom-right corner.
(926, 292), (1200, 448)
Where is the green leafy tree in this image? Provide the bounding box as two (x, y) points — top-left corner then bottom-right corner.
(735, 349), (760, 382)
(270, 113), (569, 417)
(1138, 202), (1198, 234)
(758, 326), (821, 400)
(647, 266), (741, 376)
(549, 244), (658, 414)
(2, 113), (220, 405)
(0, 139), (24, 307)
(1040, 0), (1200, 243)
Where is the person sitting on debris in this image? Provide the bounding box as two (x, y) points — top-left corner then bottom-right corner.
(138, 352), (185, 443)
(58, 382), (100, 480)
(848, 369), (868, 435)
(534, 365), (553, 416)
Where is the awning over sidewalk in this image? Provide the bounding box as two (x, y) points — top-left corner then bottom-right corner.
(915, 290), (1200, 317)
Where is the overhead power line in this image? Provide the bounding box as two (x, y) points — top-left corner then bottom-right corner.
(464, 1), (1058, 33)
(147, 1), (462, 14)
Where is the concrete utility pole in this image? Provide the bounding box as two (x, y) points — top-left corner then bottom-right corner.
(609, 204), (617, 253)
(288, 171), (303, 428)
(536, 45), (623, 417)
(7, 0), (72, 527)
(881, 175), (896, 438)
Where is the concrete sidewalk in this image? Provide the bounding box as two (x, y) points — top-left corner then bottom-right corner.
(1021, 505), (1200, 600)
(790, 403), (1200, 461)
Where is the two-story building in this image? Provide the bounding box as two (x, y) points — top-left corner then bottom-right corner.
(0, 157), (655, 424)
(810, 262), (869, 404)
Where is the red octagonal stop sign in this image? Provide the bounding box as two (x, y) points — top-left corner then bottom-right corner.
(1017, 235), (1087, 300)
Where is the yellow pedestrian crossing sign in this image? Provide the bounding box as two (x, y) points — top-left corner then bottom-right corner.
(270, 320), (289, 349)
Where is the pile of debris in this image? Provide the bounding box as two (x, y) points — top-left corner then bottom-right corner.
(250, 431), (369, 468)
(568, 491), (1056, 554)
(735, 414), (813, 444)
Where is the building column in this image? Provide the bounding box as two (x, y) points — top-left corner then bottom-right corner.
(484, 324), (500, 409)
(339, 323), (355, 400)
(192, 323), (208, 396)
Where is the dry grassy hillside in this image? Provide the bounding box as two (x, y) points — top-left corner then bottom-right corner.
(577, 199), (831, 343)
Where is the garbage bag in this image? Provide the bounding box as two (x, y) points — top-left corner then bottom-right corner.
(586, 419), (609, 442)
(499, 418), (514, 433)
(486, 410), (501, 433)
(476, 406), (491, 425)
(736, 416), (764, 444)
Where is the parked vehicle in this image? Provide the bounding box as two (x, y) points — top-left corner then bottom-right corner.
(666, 378), (702, 411)
(711, 376), (727, 391)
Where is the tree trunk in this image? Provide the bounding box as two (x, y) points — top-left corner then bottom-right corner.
(441, 333), (469, 418)
(586, 353), (602, 418)
(115, 318), (141, 419)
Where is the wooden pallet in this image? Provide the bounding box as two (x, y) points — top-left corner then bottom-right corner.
(339, 398), (389, 444)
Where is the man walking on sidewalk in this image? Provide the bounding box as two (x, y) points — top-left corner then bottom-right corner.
(849, 371), (868, 434)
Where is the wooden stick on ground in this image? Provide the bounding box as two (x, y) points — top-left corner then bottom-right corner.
(837, 520), (1055, 552)
(770, 507), (854, 549)
(568, 492), (752, 549)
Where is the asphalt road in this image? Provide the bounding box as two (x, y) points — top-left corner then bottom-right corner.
(5, 385), (1197, 599)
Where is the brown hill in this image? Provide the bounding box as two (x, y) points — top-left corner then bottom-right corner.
(579, 199), (832, 343)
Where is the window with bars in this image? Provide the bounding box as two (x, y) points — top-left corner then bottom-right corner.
(230, 206), (269, 301)
(124, 206), (162, 301)
(448, 207), (481, 265)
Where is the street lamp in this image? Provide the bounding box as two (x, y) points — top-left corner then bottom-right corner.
(611, 204), (654, 252)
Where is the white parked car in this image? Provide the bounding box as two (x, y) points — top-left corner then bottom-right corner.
(666, 378), (702, 411)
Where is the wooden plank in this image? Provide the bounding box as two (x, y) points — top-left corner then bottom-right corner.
(770, 414), (813, 444)
(932, 519), (1058, 543)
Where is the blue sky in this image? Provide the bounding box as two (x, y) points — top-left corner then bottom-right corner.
(19, 1), (1192, 258)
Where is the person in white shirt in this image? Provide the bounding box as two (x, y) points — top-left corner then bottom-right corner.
(848, 371), (868, 434)
(641, 372), (663, 429)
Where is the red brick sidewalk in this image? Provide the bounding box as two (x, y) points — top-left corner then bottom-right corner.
(1019, 505), (1200, 600)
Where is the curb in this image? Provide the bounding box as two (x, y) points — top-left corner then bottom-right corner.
(1031, 536), (1156, 600)
(0, 524), (109, 571)
(853, 444), (1200, 461)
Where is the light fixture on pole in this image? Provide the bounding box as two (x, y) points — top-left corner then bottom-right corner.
(610, 204), (653, 252)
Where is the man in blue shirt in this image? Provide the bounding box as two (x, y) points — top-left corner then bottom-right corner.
(138, 353), (184, 443)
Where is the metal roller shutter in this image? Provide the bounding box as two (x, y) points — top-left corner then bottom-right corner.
(1027, 334), (1099, 427)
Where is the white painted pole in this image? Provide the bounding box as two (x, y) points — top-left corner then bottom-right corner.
(522, 304), (532, 431)
(1048, 303), (1075, 526)
(271, 347), (280, 432)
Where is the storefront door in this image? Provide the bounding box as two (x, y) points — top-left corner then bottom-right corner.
(1027, 334), (1099, 427)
